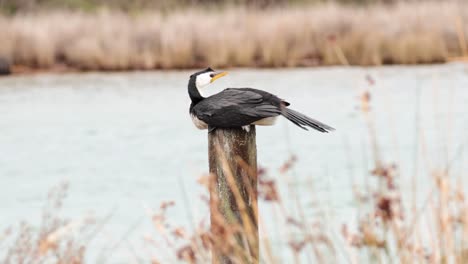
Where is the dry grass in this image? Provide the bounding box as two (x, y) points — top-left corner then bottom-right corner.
(148, 152), (468, 263)
(0, 183), (96, 264)
(0, 1), (468, 72)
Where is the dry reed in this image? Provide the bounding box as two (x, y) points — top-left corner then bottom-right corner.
(1, 1), (468, 72)
(0, 183), (95, 264)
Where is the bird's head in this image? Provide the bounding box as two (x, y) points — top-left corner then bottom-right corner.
(189, 67), (228, 91)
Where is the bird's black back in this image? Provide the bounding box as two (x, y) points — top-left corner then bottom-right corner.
(191, 88), (287, 128)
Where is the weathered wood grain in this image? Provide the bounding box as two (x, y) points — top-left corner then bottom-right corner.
(208, 126), (258, 264)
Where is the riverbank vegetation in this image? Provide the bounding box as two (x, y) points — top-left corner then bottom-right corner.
(0, 0), (410, 14)
(0, 1), (467, 72)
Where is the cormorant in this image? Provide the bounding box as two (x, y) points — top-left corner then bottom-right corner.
(188, 67), (335, 133)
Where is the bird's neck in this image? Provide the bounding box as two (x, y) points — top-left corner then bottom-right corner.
(188, 78), (204, 104)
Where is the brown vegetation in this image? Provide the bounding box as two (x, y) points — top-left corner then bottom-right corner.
(0, 183), (95, 264)
(0, 1), (467, 72)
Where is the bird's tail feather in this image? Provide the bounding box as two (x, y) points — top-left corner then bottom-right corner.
(282, 108), (335, 133)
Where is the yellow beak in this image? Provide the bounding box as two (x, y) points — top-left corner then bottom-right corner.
(210, 71), (228, 83)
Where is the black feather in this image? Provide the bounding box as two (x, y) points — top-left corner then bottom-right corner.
(282, 108), (335, 133)
(191, 88), (283, 128)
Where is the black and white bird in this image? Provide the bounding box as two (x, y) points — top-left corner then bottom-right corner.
(188, 67), (335, 133)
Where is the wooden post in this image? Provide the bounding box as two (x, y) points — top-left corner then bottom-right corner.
(208, 126), (258, 264)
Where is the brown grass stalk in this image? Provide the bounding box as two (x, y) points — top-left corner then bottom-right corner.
(213, 140), (259, 263)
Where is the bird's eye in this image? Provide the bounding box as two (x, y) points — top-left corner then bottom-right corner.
(209, 73), (214, 78)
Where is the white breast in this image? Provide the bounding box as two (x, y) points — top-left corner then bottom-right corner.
(191, 114), (208, 130)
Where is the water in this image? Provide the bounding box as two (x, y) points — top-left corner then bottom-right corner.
(1, 65), (467, 262)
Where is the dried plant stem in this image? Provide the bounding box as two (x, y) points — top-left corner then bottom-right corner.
(456, 16), (468, 56)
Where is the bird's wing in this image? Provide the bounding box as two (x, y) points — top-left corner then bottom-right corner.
(194, 88), (281, 118)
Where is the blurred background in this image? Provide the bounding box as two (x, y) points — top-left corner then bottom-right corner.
(1, 0), (468, 263)
(1, 0), (468, 73)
